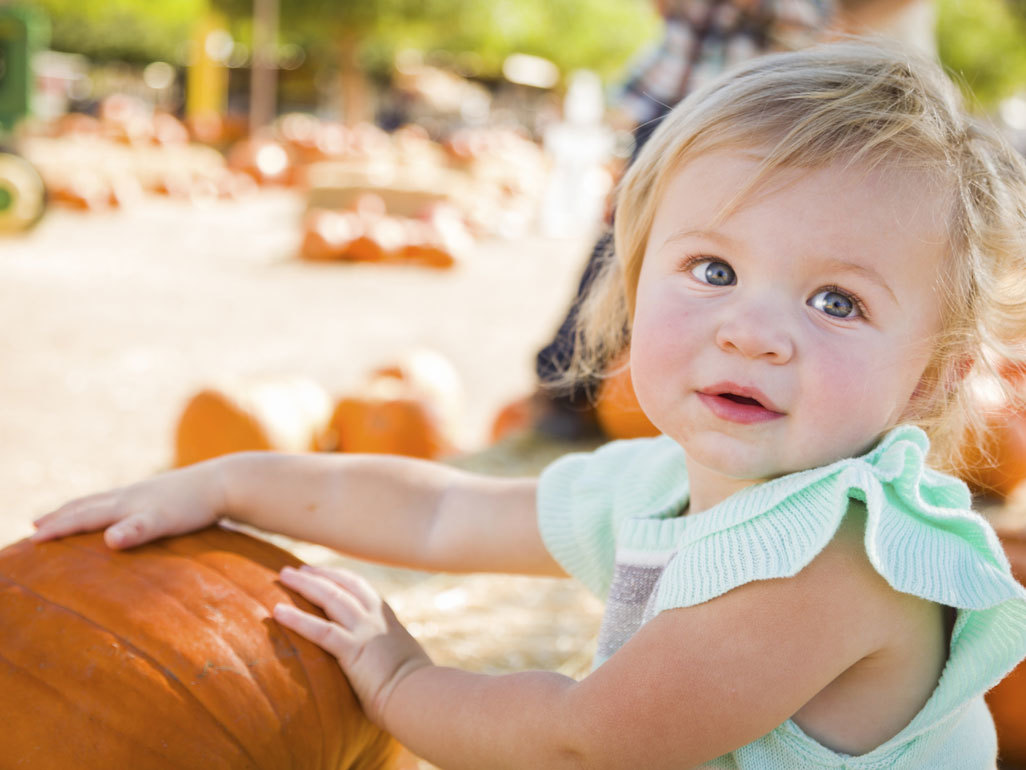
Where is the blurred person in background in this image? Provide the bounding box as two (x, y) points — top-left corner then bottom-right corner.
(526, 0), (935, 441)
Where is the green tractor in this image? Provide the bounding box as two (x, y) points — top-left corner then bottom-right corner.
(0, 4), (47, 234)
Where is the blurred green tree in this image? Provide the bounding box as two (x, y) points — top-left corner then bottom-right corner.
(210, 0), (657, 80)
(212, 0), (658, 122)
(27, 0), (204, 63)
(937, 0), (1026, 109)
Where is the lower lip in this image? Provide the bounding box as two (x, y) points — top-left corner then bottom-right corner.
(697, 393), (784, 425)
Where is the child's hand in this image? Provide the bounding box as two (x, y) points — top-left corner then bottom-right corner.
(31, 462), (226, 549)
(274, 565), (431, 726)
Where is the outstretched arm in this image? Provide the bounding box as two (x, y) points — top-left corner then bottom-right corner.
(33, 451), (563, 577)
(221, 451), (559, 575)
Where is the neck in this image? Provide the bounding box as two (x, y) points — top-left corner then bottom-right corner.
(684, 460), (764, 515)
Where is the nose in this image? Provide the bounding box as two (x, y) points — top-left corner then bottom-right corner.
(715, 305), (794, 363)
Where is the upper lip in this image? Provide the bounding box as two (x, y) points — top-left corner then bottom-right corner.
(699, 382), (784, 413)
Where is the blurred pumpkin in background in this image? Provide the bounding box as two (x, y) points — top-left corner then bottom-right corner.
(960, 361), (1026, 500)
(594, 350), (660, 440)
(314, 353), (463, 460)
(174, 378), (333, 468)
(987, 527), (1026, 768)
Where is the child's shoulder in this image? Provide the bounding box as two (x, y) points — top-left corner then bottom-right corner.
(802, 500), (943, 636)
(782, 500), (950, 753)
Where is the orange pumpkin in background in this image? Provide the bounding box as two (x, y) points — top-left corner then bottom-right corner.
(297, 202), (460, 269)
(173, 379), (333, 468)
(227, 137), (297, 186)
(298, 209), (364, 262)
(594, 352), (660, 440)
(987, 528), (1026, 767)
(489, 397), (533, 444)
(174, 353), (462, 465)
(316, 395), (448, 459)
(960, 364), (1026, 500)
(0, 527), (398, 769)
(961, 407), (1026, 500)
(313, 351), (462, 459)
(397, 219), (456, 269)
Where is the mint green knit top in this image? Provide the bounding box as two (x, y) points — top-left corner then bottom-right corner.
(537, 425), (1026, 768)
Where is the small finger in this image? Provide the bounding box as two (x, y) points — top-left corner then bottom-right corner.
(297, 564), (379, 609)
(279, 567), (365, 626)
(34, 492), (102, 526)
(30, 499), (117, 543)
(273, 603), (356, 660)
(104, 510), (158, 549)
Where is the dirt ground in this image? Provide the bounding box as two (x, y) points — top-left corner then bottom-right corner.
(0, 190), (606, 690)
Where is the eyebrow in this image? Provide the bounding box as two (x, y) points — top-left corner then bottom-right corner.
(660, 228), (897, 302)
(810, 257), (897, 302)
(660, 228), (736, 248)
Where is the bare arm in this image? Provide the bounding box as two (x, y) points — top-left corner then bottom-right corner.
(33, 451), (565, 577)
(220, 451), (561, 575)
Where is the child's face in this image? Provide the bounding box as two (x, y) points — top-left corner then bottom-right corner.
(631, 150), (949, 498)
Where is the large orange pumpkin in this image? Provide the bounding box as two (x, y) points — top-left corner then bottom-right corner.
(0, 527), (398, 769)
(987, 528), (1026, 767)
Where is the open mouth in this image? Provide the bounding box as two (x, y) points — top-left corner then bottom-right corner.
(697, 385), (783, 425)
(718, 393), (764, 407)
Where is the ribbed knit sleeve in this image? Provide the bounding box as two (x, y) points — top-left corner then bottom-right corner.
(537, 436), (689, 598)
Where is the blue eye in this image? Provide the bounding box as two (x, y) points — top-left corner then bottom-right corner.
(690, 259), (735, 286)
(809, 289), (860, 319)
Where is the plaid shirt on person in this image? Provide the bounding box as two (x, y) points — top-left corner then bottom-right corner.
(616, 0), (836, 126)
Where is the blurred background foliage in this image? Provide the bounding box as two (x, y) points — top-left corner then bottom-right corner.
(21, 0), (1026, 108)
(28, 0), (203, 64)
(28, 0), (660, 84)
(937, 0), (1026, 107)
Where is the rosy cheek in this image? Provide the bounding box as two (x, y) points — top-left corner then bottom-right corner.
(803, 345), (905, 427)
(630, 293), (703, 404)
(631, 297), (688, 365)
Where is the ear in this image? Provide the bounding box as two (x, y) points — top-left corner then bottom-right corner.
(903, 355), (973, 421)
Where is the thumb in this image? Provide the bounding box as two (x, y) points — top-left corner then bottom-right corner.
(104, 511), (157, 549)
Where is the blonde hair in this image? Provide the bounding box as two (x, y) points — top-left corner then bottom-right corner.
(567, 40), (1026, 476)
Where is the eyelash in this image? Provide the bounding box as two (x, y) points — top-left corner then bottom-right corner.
(676, 256), (871, 321)
(818, 284), (869, 321)
(677, 254), (722, 280)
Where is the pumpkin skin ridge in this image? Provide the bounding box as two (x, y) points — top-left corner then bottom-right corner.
(155, 528), (380, 770)
(151, 533), (331, 768)
(183, 530), (401, 770)
(4, 539), (278, 769)
(0, 572), (257, 767)
(57, 535), (310, 768)
(0, 635), (242, 768)
(145, 540), (305, 714)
